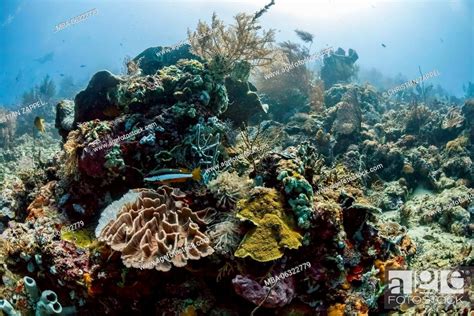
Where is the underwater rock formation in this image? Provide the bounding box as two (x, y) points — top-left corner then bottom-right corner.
(134, 44), (199, 76)
(74, 71), (124, 124)
(222, 77), (268, 125)
(0, 110), (16, 150)
(330, 101), (362, 152)
(96, 186), (214, 271)
(55, 100), (75, 141)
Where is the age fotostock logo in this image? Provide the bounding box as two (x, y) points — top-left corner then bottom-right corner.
(384, 268), (473, 310)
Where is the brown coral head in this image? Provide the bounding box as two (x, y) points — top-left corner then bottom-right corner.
(97, 186), (214, 271)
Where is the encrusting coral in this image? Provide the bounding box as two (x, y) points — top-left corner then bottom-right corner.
(234, 213), (302, 262)
(96, 186), (214, 271)
(234, 187), (302, 261)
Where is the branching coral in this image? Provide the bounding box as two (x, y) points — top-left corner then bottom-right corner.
(181, 117), (225, 173)
(188, 13), (275, 79)
(238, 122), (276, 171)
(96, 186), (214, 271)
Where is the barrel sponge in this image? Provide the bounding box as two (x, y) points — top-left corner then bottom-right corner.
(96, 186), (214, 271)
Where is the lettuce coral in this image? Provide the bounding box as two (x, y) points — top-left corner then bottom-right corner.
(96, 186), (214, 271)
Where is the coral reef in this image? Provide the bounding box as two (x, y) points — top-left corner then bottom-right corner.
(0, 8), (472, 315)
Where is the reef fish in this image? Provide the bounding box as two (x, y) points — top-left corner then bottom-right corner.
(102, 105), (121, 118)
(34, 116), (46, 133)
(144, 167), (201, 183)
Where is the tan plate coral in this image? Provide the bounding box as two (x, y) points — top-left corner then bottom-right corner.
(96, 186), (214, 271)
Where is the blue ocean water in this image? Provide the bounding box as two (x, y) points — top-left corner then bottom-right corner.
(0, 0), (472, 106)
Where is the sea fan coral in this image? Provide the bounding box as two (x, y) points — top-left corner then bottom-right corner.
(96, 186), (214, 271)
(254, 37), (315, 122)
(187, 13), (275, 79)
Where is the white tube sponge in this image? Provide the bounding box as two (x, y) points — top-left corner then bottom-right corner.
(23, 276), (40, 302)
(36, 290), (62, 316)
(0, 299), (20, 316)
